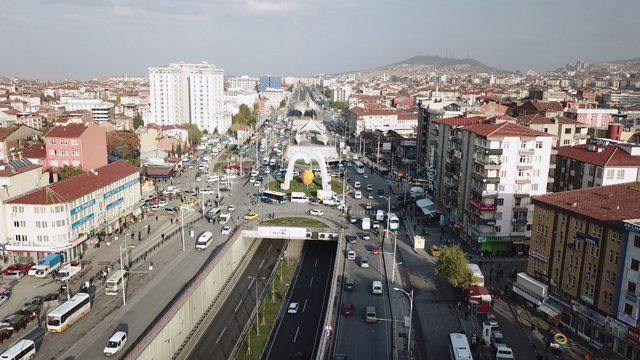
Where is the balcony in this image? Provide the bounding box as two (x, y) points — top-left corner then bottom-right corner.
(575, 132), (589, 139)
(549, 162), (557, 169)
(465, 209), (497, 226)
(474, 145), (503, 156)
(468, 198), (497, 211)
(431, 128), (439, 136)
(444, 179), (457, 188)
(511, 218), (528, 224)
(472, 171), (500, 184)
(515, 178), (531, 185)
(475, 156), (502, 170)
(449, 135), (463, 144)
(519, 148), (535, 155)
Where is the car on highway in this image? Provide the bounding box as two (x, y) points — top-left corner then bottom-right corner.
(353, 191), (362, 199)
(371, 281), (383, 295)
(250, 170), (259, 177)
(243, 212), (259, 220)
(363, 174), (369, 179)
(366, 193), (374, 199)
(372, 221), (380, 230)
(104, 331), (127, 357)
(365, 306), (377, 322)
(346, 250), (356, 260)
(346, 235), (357, 244)
(365, 203), (373, 210)
(341, 302), (354, 316)
(227, 204), (236, 212)
(199, 188), (214, 194)
(254, 181), (262, 187)
(249, 177), (256, 183)
(310, 209), (324, 216)
(221, 226), (231, 235)
(366, 184), (373, 191)
(354, 181), (361, 189)
(349, 216), (357, 223)
(195, 175), (202, 182)
(378, 188), (384, 195)
(344, 277), (356, 291)
(371, 246), (381, 255)
(360, 257), (369, 268)
(287, 302), (299, 314)
(362, 234), (371, 241)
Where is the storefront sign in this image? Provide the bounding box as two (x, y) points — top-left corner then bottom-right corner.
(71, 199), (96, 216)
(577, 232), (599, 246)
(605, 316), (629, 340)
(625, 222), (640, 234)
(257, 226), (307, 239)
(571, 300), (607, 327)
(72, 213), (95, 229)
(528, 250), (548, 263)
(103, 177), (140, 200)
(627, 325), (640, 349)
(105, 197), (124, 211)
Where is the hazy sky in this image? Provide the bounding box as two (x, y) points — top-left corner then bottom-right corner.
(1, 0), (639, 79)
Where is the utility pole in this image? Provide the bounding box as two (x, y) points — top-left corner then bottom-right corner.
(376, 136), (381, 170)
(180, 208), (185, 252)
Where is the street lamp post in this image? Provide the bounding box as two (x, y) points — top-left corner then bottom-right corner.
(394, 287), (414, 354)
(119, 245), (135, 306)
(180, 207), (185, 252)
(248, 276), (266, 335)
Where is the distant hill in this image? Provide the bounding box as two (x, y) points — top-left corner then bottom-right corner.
(596, 56), (640, 66)
(376, 55), (502, 73)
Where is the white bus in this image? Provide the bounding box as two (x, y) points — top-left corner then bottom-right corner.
(290, 192), (309, 204)
(195, 231), (214, 250)
(47, 293), (91, 333)
(0, 339), (36, 360)
(105, 269), (127, 296)
(449, 333), (473, 360)
(354, 160), (365, 174)
(388, 213), (400, 231)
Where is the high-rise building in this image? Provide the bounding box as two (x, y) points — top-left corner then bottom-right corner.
(228, 75), (259, 92)
(259, 74), (282, 91)
(148, 62), (229, 133)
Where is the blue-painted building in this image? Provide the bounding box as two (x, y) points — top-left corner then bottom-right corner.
(259, 74), (282, 91)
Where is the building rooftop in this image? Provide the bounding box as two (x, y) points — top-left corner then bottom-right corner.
(0, 159), (40, 177)
(516, 114), (553, 125)
(556, 144), (640, 167)
(433, 115), (487, 126)
(7, 161), (139, 205)
(44, 124), (88, 138)
(464, 122), (552, 138)
(533, 182), (640, 225)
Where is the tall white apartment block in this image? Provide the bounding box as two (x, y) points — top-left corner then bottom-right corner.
(148, 62), (228, 133)
(332, 86), (352, 102)
(228, 75), (259, 92)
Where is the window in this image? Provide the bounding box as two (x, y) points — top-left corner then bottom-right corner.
(617, 169), (625, 179)
(563, 139), (571, 145)
(634, 235), (640, 248)
(532, 184), (539, 191)
(496, 198), (504, 206)
(13, 221), (25, 227)
(71, 150), (79, 156)
(596, 168), (603, 179)
(533, 169), (540, 177)
(624, 303), (633, 315)
(498, 185), (505, 191)
(60, 139), (67, 145)
(519, 156), (532, 163)
(49, 138), (56, 145)
(629, 281), (637, 294)
(495, 212), (502, 220)
(494, 226), (501, 232)
(521, 141), (528, 149)
(606, 169), (615, 179)
(632, 259), (640, 271)
(14, 235), (27, 242)
(536, 141), (543, 148)
(60, 150), (68, 156)
(71, 139), (78, 145)
(564, 128), (572, 134)
(49, 149), (56, 155)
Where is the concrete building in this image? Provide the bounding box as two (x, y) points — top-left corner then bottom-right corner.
(602, 93), (640, 107)
(416, 105), (465, 177)
(148, 62), (228, 133)
(431, 119), (554, 254)
(62, 99), (115, 123)
(332, 86), (352, 102)
(5, 161), (141, 262)
(228, 75), (259, 92)
(515, 114), (589, 147)
(345, 107), (418, 137)
(565, 107), (618, 128)
(224, 89), (258, 115)
(0, 125), (43, 162)
(526, 183), (640, 356)
(553, 140), (640, 192)
(44, 124), (108, 170)
(259, 74), (282, 91)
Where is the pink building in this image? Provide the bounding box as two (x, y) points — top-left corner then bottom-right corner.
(564, 107), (618, 128)
(44, 124), (107, 170)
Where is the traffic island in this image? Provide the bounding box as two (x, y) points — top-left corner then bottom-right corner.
(265, 178), (344, 196)
(236, 258), (299, 360)
(262, 216), (328, 228)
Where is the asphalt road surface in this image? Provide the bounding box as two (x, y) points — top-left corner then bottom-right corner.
(186, 238), (285, 360)
(264, 241), (336, 360)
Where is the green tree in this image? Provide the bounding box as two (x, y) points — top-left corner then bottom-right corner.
(435, 245), (473, 289)
(133, 113), (144, 130)
(57, 165), (83, 180)
(186, 123), (202, 144)
(324, 88), (333, 99)
(107, 131), (141, 166)
(332, 101), (349, 111)
(176, 143), (183, 157)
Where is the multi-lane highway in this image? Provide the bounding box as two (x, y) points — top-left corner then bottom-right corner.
(186, 238), (285, 360)
(264, 241), (337, 360)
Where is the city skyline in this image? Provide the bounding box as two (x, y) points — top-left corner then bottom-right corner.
(1, 0), (639, 79)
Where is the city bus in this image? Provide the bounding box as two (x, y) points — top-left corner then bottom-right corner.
(259, 190), (288, 204)
(354, 160), (365, 174)
(105, 269), (127, 296)
(449, 333), (472, 360)
(388, 213), (400, 231)
(47, 292), (91, 333)
(0, 339), (37, 360)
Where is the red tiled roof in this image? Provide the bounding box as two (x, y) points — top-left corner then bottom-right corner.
(554, 116), (588, 127)
(22, 143), (46, 159)
(44, 124), (88, 138)
(0, 161), (40, 177)
(6, 161), (139, 205)
(433, 116), (487, 126)
(0, 127), (18, 141)
(516, 114), (552, 125)
(533, 182), (640, 224)
(557, 144), (640, 167)
(464, 122), (552, 138)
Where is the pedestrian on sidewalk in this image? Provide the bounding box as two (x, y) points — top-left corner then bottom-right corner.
(147, 225), (151, 235)
(36, 313), (41, 327)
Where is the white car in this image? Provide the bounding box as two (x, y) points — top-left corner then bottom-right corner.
(310, 209), (324, 216)
(199, 188), (214, 195)
(0, 294), (8, 305)
(207, 175), (220, 183)
(363, 174), (369, 179)
(354, 181), (361, 189)
(251, 170), (259, 177)
(360, 257), (370, 268)
(249, 177), (256, 183)
(347, 250), (356, 260)
(158, 199), (168, 207)
(221, 226), (231, 235)
(227, 204), (236, 212)
(287, 302), (299, 314)
(263, 168), (271, 174)
(293, 170), (300, 177)
(354, 191), (362, 199)
(104, 331), (127, 357)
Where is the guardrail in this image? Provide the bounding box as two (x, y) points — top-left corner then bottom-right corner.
(315, 229), (344, 360)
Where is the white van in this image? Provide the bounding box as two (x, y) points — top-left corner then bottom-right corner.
(409, 186), (425, 199)
(290, 192), (309, 204)
(361, 217), (371, 230)
(371, 280), (383, 295)
(354, 191), (362, 199)
(376, 209), (385, 221)
(195, 231), (214, 250)
(218, 213), (231, 224)
(0, 339), (36, 360)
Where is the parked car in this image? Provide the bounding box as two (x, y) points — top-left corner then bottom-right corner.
(430, 244), (441, 257)
(243, 212), (259, 220)
(344, 277), (356, 291)
(371, 247), (381, 255)
(310, 209), (324, 216)
(1, 313), (29, 331)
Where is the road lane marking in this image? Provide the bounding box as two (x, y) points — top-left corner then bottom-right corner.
(235, 300), (243, 313)
(247, 277), (255, 290)
(315, 257), (318, 267)
(258, 258), (265, 270)
(216, 327), (227, 343)
(293, 326), (300, 343)
(303, 299), (307, 312)
(309, 276), (314, 287)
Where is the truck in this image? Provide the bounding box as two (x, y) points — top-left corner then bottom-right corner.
(28, 253), (61, 278)
(57, 262), (82, 282)
(361, 217), (371, 231)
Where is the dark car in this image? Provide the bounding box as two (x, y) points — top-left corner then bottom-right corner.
(0, 326), (13, 343)
(2, 313), (29, 331)
(345, 235), (357, 244)
(378, 188), (384, 195)
(344, 277), (356, 291)
(476, 345), (492, 360)
(341, 302), (354, 316)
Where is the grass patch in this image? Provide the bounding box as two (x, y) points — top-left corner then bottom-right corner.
(237, 258), (299, 360)
(262, 216), (328, 228)
(266, 177), (343, 196)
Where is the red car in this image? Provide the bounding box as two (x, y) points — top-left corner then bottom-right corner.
(341, 302), (354, 316)
(3, 263), (33, 277)
(371, 246), (381, 255)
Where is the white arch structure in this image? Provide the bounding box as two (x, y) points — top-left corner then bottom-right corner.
(281, 150), (332, 192)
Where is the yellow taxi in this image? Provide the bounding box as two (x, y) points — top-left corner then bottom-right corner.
(243, 212), (259, 220)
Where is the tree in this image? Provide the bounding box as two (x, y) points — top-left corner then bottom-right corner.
(332, 101), (349, 111)
(185, 123), (202, 145)
(57, 165), (83, 180)
(107, 131), (141, 166)
(232, 104), (258, 127)
(324, 88), (333, 99)
(133, 113), (144, 130)
(435, 245), (473, 289)
(279, 99), (286, 108)
(176, 143), (183, 157)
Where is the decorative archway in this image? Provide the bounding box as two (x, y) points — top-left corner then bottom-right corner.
(281, 151), (331, 192)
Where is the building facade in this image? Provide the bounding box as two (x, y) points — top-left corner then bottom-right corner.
(4, 161), (141, 262)
(44, 124), (108, 170)
(259, 75), (282, 91)
(565, 107), (618, 128)
(62, 99), (115, 123)
(228, 75), (259, 92)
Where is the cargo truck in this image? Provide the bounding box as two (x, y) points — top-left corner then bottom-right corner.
(28, 253), (61, 278)
(57, 262), (82, 282)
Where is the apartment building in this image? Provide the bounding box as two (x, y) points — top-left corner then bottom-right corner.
(44, 124), (108, 170)
(416, 105), (465, 174)
(228, 75), (259, 92)
(62, 99), (115, 123)
(553, 140), (640, 192)
(259, 74), (282, 91)
(565, 107), (618, 128)
(0, 125), (42, 162)
(526, 183), (640, 357)
(431, 119), (554, 254)
(515, 114), (589, 147)
(332, 86), (352, 102)
(4, 161), (141, 262)
(345, 107), (418, 137)
(149, 62), (229, 133)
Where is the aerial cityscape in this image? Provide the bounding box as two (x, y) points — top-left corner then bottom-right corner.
(1, 1), (640, 360)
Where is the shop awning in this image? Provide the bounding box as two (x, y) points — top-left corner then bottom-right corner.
(538, 298), (563, 318)
(416, 198), (436, 216)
